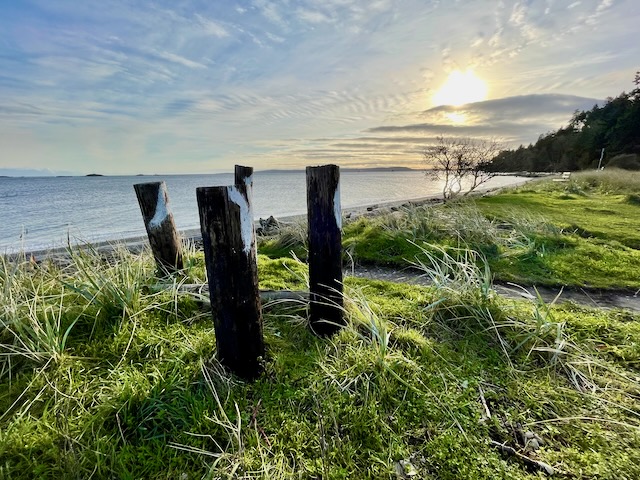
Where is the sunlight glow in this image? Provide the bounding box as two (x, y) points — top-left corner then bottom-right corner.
(445, 112), (467, 124)
(432, 69), (488, 107)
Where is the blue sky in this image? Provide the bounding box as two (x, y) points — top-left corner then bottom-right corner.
(0, 0), (637, 175)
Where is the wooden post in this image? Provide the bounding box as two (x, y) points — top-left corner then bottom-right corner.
(306, 164), (344, 336)
(196, 184), (264, 379)
(234, 165), (254, 190)
(133, 181), (183, 273)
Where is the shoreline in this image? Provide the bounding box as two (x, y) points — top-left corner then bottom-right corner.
(11, 177), (536, 261)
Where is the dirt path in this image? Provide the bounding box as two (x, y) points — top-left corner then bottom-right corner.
(348, 265), (640, 313)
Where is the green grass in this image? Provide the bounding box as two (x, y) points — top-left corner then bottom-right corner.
(2, 169), (639, 478)
(2, 238), (640, 479)
(336, 169), (640, 290)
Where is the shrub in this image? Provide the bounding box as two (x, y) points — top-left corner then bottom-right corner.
(606, 153), (640, 170)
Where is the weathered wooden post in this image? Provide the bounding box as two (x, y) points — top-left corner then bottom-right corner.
(133, 181), (183, 273)
(196, 183), (264, 379)
(234, 165), (253, 190)
(306, 164), (344, 336)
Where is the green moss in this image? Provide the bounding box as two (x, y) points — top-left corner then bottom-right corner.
(2, 201), (640, 478)
(333, 179), (640, 290)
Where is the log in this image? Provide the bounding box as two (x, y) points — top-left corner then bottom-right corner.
(196, 184), (264, 379)
(133, 181), (183, 273)
(306, 164), (344, 336)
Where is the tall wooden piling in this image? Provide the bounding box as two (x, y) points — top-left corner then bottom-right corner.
(306, 164), (344, 336)
(196, 183), (264, 379)
(133, 181), (183, 273)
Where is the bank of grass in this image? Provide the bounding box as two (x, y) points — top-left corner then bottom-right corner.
(2, 240), (640, 479)
(297, 169), (640, 290)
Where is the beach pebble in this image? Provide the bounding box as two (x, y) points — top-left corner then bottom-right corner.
(523, 431), (544, 451)
(525, 438), (540, 451)
(395, 459), (418, 478)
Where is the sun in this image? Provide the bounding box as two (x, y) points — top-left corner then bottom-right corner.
(432, 69), (488, 107)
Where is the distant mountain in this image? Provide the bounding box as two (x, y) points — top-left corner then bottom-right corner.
(0, 168), (56, 177)
(342, 166), (418, 172)
(258, 166), (419, 174)
(0, 167), (78, 177)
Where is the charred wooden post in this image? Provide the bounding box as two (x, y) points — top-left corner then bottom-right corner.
(306, 164), (344, 336)
(133, 181), (183, 273)
(196, 183), (264, 379)
(234, 165), (254, 190)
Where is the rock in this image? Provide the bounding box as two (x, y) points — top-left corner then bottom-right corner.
(395, 459), (418, 478)
(522, 430), (544, 451)
(525, 438), (540, 451)
(258, 215), (281, 235)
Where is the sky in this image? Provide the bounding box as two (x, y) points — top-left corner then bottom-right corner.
(0, 0), (637, 176)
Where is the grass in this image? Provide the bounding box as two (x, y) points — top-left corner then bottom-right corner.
(1, 169), (640, 478)
(336, 169), (640, 290)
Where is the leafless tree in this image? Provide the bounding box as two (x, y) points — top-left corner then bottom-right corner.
(423, 136), (502, 200)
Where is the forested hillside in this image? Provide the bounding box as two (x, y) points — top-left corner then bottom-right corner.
(489, 72), (640, 172)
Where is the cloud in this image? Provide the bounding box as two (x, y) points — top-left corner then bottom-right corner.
(367, 94), (602, 143)
(232, 93), (606, 169)
(296, 8), (332, 24)
(253, 0), (288, 27)
(0, 0), (636, 174)
(585, 0), (615, 24)
(195, 14), (231, 38)
(151, 50), (207, 69)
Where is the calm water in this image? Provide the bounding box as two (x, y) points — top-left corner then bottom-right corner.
(0, 171), (529, 253)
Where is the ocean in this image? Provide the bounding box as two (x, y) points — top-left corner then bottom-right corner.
(0, 170), (530, 253)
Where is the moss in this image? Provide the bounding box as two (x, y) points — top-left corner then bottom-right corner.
(333, 180), (640, 289)
(2, 181), (640, 478)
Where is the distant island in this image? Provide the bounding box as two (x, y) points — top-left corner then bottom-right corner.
(86, 173), (104, 177)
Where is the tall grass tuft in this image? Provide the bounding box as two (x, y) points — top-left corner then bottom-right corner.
(0, 254), (79, 378)
(572, 168), (640, 194)
(411, 240), (639, 393)
(378, 201), (560, 263)
(0, 243), (190, 383)
(381, 202), (500, 246)
(63, 243), (154, 321)
(410, 242), (493, 302)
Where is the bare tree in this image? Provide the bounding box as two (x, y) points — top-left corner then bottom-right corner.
(424, 136), (501, 200)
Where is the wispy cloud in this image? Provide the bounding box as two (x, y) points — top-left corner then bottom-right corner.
(232, 94), (604, 169)
(195, 14), (231, 38)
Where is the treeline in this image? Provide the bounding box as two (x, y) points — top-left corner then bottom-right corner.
(489, 72), (640, 172)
